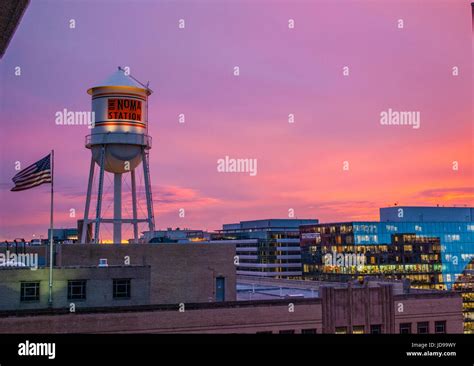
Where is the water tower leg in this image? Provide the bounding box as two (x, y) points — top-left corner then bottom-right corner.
(131, 169), (139, 243)
(94, 145), (106, 243)
(113, 173), (122, 244)
(142, 148), (155, 232)
(81, 157), (95, 244)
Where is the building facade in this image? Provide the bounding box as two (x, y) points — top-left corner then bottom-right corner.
(300, 206), (474, 332)
(453, 258), (474, 333)
(300, 223), (444, 289)
(0, 279), (462, 334)
(0, 243), (237, 305)
(0, 265), (151, 311)
(212, 219), (318, 278)
(141, 228), (211, 243)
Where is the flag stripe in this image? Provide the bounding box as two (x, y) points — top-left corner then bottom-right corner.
(11, 177), (52, 191)
(13, 165), (36, 180)
(11, 178), (52, 191)
(13, 173), (52, 188)
(13, 169), (51, 184)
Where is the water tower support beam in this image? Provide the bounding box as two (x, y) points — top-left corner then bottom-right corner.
(113, 173), (122, 244)
(81, 157), (95, 244)
(94, 145), (106, 243)
(142, 148), (155, 232)
(131, 169), (139, 243)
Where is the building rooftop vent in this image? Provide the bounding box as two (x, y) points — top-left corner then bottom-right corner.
(98, 258), (108, 267)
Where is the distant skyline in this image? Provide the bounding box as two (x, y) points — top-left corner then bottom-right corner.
(0, 0), (473, 240)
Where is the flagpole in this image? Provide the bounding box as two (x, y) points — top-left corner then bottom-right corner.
(48, 150), (54, 306)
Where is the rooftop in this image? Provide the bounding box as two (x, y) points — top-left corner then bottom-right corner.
(380, 206), (474, 222)
(222, 218), (318, 231)
(236, 275), (447, 301)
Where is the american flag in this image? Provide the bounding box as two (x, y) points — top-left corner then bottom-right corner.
(11, 154), (52, 192)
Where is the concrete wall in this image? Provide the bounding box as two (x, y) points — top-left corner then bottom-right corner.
(56, 243), (237, 304)
(0, 266), (150, 311)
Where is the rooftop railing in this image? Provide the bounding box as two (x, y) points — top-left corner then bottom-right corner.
(85, 132), (152, 149)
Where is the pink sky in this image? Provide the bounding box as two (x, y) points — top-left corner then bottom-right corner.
(0, 0), (472, 241)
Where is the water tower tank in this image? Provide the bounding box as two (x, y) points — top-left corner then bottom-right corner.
(82, 68), (155, 244)
(86, 68), (152, 173)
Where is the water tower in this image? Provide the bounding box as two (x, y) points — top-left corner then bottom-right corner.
(81, 67), (155, 244)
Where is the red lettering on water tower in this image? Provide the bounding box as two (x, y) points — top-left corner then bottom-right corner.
(107, 98), (142, 121)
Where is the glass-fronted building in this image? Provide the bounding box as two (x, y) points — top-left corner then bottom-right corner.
(453, 257), (474, 333)
(300, 206), (474, 332)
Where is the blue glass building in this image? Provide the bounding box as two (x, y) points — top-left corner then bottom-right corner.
(300, 206), (474, 332)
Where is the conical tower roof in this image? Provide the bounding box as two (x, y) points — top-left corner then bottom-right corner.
(87, 68), (152, 95)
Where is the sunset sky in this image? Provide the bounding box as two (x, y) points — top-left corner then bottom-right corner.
(0, 0), (472, 241)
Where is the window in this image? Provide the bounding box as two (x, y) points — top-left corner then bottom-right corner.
(279, 330), (295, 334)
(370, 325), (382, 334)
(216, 276), (225, 302)
(335, 327), (347, 334)
(352, 326), (365, 334)
(399, 323), (411, 334)
(113, 279), (131, 299)
(301, 328), (317, 334)
(435, 321), (446, 334)
(98, 258), (108, 267)
(417, 322), (429, 334)
(20, 282), (40, 302)
(68, 280), (87, 300)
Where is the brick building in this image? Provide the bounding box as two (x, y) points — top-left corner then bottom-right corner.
(0, 243), (237, 305)
(0, 279), (462, 334)
(0, 243), (464, 334)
